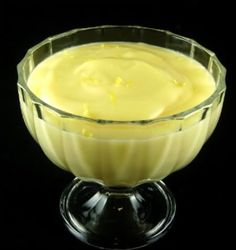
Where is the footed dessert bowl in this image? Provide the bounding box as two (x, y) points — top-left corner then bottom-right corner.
(17, 26), (226, 249)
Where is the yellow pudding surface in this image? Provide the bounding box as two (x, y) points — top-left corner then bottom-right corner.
(27, 42), (215, 121)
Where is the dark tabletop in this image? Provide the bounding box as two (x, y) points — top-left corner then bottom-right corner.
(2, 2), (234, 249)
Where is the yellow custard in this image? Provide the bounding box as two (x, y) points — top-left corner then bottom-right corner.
(28, 42), (215, 121)
(19, 42), (222, 186)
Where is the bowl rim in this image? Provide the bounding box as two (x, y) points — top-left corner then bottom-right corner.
(17, 25), (226, 125)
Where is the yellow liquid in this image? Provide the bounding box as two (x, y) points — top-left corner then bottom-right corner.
(20, 42), (222, 186)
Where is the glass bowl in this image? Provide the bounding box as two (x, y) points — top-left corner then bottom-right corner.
(17, 26), (226, 249)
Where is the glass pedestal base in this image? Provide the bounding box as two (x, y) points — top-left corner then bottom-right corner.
(60, 178), (176, 249)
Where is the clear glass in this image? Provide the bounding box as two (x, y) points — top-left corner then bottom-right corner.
(17, 26), (226, 249)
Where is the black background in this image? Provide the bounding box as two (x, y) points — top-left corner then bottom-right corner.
(2, 1), (234, 249)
